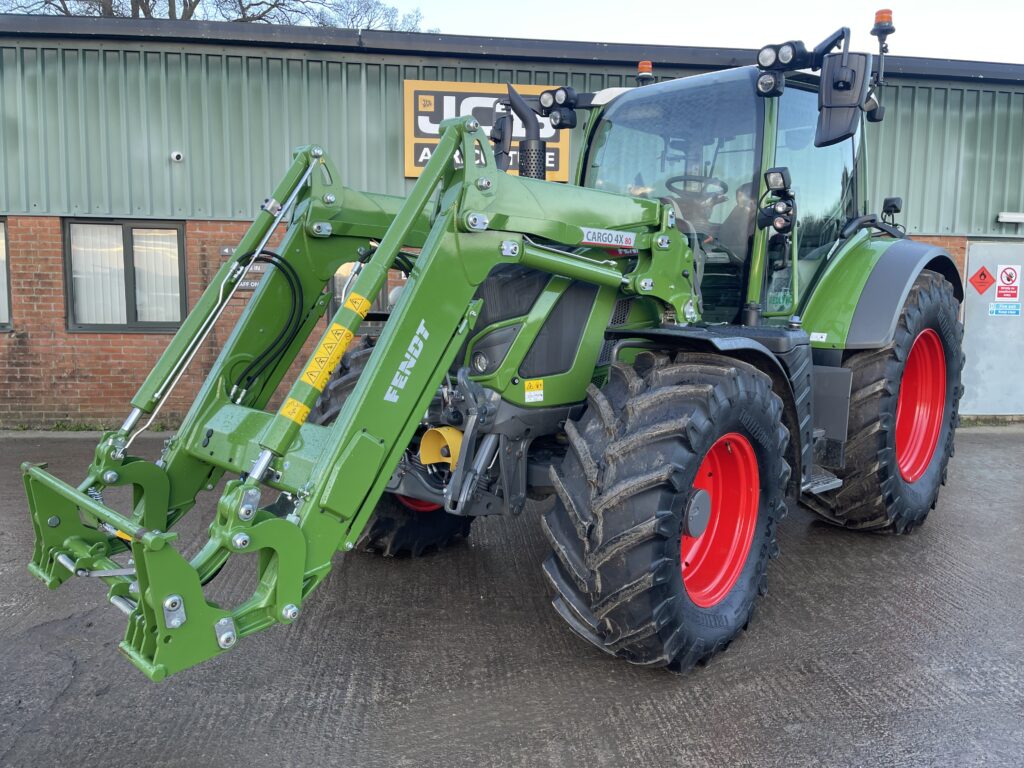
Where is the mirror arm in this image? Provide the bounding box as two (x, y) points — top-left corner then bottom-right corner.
(811, 27), (850, 69)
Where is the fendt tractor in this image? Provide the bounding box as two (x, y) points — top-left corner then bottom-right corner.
(23, 12), (964, 680)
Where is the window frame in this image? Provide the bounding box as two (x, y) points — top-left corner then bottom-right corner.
(0, 218), (11, 330)
(62, 219), (187, 333)
(776, 82), (861, 244)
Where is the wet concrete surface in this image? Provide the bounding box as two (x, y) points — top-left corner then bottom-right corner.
(0, 427), (1022, 767)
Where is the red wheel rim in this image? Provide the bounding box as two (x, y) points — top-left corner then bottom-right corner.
(681, 433), (760, 608)
(895, 328), (947, 483)
(395, 495), (442, 512)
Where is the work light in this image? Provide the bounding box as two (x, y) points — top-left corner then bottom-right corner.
(765, 167), (792, 193)
(756, 71), (785, 97)
(554, 86), (577, 107)
(757, 46), (777, 68)
(549, 107), (577, 129)
(539, 90), (555, 110)
(778, 43), (795, 64)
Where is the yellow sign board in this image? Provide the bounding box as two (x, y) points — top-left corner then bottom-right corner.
(403, 80), (571, 182)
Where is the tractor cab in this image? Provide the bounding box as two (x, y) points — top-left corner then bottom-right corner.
(566, 16), (892, 323)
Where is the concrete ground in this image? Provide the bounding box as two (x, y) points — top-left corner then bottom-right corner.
(0, 427), (1022, 768)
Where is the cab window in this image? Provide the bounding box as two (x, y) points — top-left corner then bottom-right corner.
(776, 85), (859, 260)
(583, 69), (764, 266)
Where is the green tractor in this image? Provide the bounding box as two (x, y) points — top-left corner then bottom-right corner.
(23, 14), (964, 680)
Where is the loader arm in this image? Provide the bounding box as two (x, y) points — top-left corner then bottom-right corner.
(22, 116), (692, 680)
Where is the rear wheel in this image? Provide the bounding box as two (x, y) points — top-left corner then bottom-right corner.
(803, 271), (964, 532)
(312, 338), (472, 557)
(542, 352), (790, 670)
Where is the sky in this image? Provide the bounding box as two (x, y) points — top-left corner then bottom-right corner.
(416, 0), (1024, 65)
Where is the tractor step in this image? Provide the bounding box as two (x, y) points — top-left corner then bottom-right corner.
(802, 465), (842, 494)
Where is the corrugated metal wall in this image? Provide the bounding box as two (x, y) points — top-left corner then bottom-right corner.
(0, 39), (696, 220)
(866, 78), (1024, 236)
(2, 38), (1023, 237)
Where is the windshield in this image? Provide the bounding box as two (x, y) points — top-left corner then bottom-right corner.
(583, 69), (763, 262)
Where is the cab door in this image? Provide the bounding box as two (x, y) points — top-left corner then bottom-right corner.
(763, 84), (862, 315)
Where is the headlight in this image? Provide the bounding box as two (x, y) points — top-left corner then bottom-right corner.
(778, 43), (794, 65)
(539, 90), (555, 109)
(757, 46), (777, 68)
(773, 216), (788, 230)
(549, 109), (562, 127)
(472, 351), (490, 374)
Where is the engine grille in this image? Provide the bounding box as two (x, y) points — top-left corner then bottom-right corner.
(597, 297), (634, 366)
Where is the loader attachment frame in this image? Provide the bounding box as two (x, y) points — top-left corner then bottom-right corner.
(22, 116), (692, 680)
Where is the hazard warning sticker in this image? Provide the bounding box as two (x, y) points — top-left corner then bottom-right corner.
(280, 397), (311, 425)
(524, 379), (544, 403)
(301, 323), (355, 391)
(996, 264), (1020, 301)
(969, 266), (995, 295)
(344, 292), (372, 318)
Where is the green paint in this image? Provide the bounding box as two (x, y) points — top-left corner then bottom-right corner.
(22, 66), (919, 681)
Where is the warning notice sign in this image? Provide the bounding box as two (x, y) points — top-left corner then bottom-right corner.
(996, 264), (1020, 300)
(969, 266), (995, 295)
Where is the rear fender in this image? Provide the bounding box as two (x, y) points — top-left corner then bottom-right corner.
(801, 235), (963, 352)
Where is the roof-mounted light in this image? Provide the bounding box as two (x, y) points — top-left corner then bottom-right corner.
(757, 46), (777, 68)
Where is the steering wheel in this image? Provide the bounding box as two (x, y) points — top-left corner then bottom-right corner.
(665, 175), (729, 197)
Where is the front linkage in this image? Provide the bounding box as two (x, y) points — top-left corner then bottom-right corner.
(23, 116), (696, 680)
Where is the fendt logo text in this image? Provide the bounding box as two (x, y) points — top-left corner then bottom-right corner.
(384, 320), (430, 403)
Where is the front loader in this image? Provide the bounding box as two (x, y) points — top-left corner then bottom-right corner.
(23, 12), (964, 680)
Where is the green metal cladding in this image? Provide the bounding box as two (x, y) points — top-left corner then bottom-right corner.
(0, 39), (696, 220)
(866, 78), (1024, 236)
(1, 33), (1023, 238)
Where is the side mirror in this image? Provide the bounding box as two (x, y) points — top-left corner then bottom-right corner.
(816, 51), (872, 147)
(882, 196), (902, 215)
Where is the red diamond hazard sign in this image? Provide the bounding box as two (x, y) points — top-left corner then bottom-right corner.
(969, 266), (995, 295)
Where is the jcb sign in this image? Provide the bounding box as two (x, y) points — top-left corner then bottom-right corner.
(403, 80), (571, 182)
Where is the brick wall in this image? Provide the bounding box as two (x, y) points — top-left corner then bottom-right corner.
(0, 216), (321, 429)
(911, 235), (968, 275)
(0, 217), (969, 429)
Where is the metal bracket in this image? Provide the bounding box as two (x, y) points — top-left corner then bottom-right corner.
(215, 617), (237, 649)
(162, 594), (187, 629)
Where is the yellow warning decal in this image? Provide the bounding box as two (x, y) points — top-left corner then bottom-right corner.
(301, 323), (355, 391)
(524, 379), (544, 403)
(344, 292), (372, 318)
(281, 397), (311, 425)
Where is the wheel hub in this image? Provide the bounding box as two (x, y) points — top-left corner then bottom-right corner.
(895, 328), (947, 483)
(395, 494), (442, 512)
(683, 489), (712, 538)
(681, 433), (760, 609)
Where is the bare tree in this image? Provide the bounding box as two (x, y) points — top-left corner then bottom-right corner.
(0, 0), (432, 27)
(323, 0), (423, 31)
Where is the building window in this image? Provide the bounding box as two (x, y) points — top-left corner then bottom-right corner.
(0, 220), (10, 328)
(64, 220), (186, 331)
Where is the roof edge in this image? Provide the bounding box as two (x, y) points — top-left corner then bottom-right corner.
(1, 14), (1022, 83)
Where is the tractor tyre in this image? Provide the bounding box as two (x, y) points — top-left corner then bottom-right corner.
(311, 337), (473, 557)
(542, 352), (790, 671)
(802, 271), (964, 533)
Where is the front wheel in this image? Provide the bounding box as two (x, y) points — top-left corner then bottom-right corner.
(311, 338), (473, 556)
(803, 271), (964, 532)
(542, 352), (790, 671)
